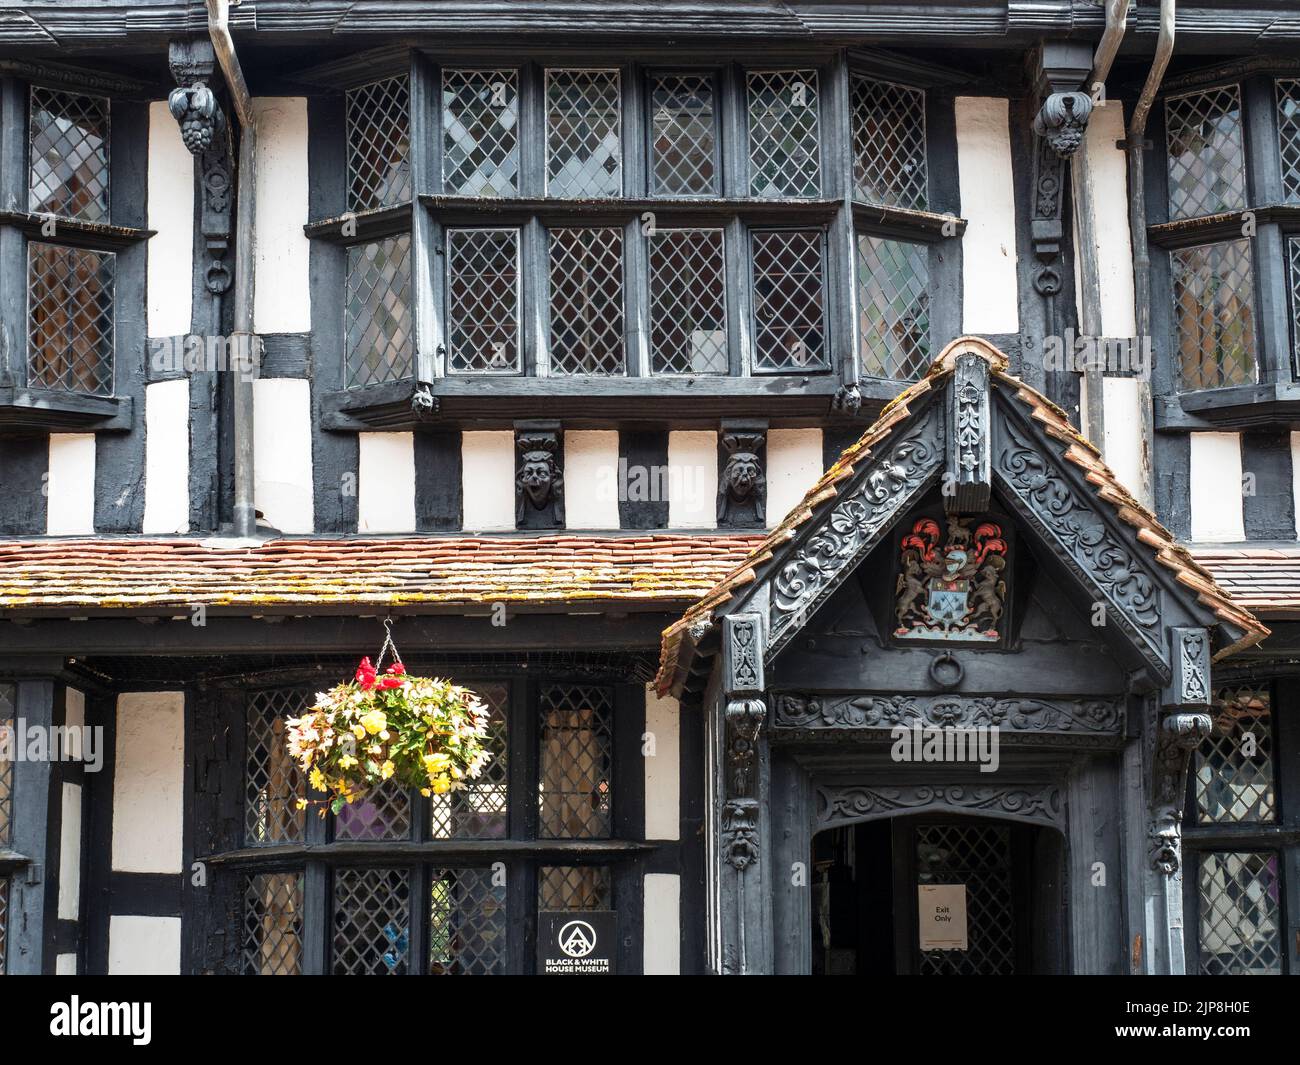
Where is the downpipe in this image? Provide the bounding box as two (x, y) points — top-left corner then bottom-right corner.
(207, 0), (259, 540)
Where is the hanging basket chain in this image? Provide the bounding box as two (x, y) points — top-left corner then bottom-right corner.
(374, 616), (402, 673)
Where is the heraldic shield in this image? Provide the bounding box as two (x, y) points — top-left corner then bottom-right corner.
(894, 514), (1009, 642)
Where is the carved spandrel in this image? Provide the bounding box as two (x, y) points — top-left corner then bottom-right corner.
(816, 782), (1064, 831)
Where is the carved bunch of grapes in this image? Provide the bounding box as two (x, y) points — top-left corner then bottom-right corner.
(167, 83), (222, 155)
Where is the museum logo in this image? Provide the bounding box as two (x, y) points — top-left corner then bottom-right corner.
(889, 723), (1000, 773)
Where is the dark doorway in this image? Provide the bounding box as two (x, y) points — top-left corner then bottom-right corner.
(811, 815), (1066, 975)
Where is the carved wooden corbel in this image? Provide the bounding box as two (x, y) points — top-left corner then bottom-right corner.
(514, 421), (564, 529)
(717, 420), (767, 528)
(721, 613), (766, 870)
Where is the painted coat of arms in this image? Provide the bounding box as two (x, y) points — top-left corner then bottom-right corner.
(894, 516), (1008, 642)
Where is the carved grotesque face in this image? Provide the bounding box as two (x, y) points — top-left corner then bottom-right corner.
(726, 452), (761, 499)
(518, 450), (556, 508)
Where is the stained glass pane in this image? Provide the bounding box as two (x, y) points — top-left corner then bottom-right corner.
(751, 229), (826, 370)
(548, 227), (625, 375)
(243, 871), (304, 975)
(1198, 852), (1282, 975)
(916, 823), (1016, 976)
(546, 69), (622, 198)
(748, 70), (821, 198)
(538, 866), (611, 911)
(345, 234), (413, 388)
(29, 86), (110, 223)
(1171, 239), (1256, 389)
(28, 242), (115, 395)
(429, 867), (508, 974)
(346, 76), (411, 212)
(650, 74), (717, 196)
(539, 685), (613, 839)
(856, 235), (930, 380)
(333, 867), (410, 974)
(446, 228), (520, 374)
(1195, 686), (1275, 824)
(1279, 80), (1300, 204)
(851, 76), (927, 210)
(1165, 86), (1247, 221)
(442, 68), (519, 197)
(431, 683), (509, 839)
(649, 228), (727, 374)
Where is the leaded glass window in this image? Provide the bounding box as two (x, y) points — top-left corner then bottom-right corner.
(548, 226), (625, 375)
(851, 76), (927, 210)
(539, 865), (612, 911)
(1276, 79), (1300, 203)
(346, 76), (411, 212)
(446, 228), (521, 374)
(650, 74), (718, 197)
(0, 683), (13, 847)
(429, 868), (508, 974)
(243, 871), (304, 975)
(1171, 239), (1256, 389)
(333, 867), (411, 975)
(442, 68), (519, 197)
(1165, 85), (1247, 221)
(1195, 686), (1275, 824)
(29, 86), (110, 223)
(546, 69), (622, 199)
(28, 242), (115, 396)
(245, 689), (307, 845)
(539, 685), (613, 839)
(335, 777), (412, 841)
(431, 683), (509, 838)
(747, 70), (821, 198)
(751, 228), (826, 371)
(1198, 852), (1283, 975)
(856, 235), (930, 380)
(1289, 235), (1300, 370)
(649, 228), (727, 374)
(345, 234), (413, 388)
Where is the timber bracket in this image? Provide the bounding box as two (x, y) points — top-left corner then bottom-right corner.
(721, 613), (766, 871)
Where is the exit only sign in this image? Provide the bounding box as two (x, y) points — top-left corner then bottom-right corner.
(918, 884), (969, 950)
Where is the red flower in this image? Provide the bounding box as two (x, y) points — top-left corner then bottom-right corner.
(377, 676), (404, 690)
(387, 662), (405, 676)
(355, 657), (377, 691)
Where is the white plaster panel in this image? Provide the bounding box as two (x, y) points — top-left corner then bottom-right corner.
(56, 953), (77, 975)
(358, 432), (416, 533)
(253, 377), (314, 533)
(142, 379), (191, 534)
(252, 97), (312, 333)
(766, 428), (823, 529)
(46, 434), (96, 535)
(58, 782), (82, 921)
(107, 916), (182, 976)
(667, 430), (718, 528)
(461, 431), (516, 531)
(111, 692), (185, 874)
(1101, 376), (1143, 499)
(564, 430), (621, 529)
(644, 686), (680, 841)
(1078, 101), (1137, 339)
(146, 100), (194, 337)
(66, 687), (85, 731)
(642, 874), (681, 975)
(955, 97), (1020, 334)
(1189, 432), (1245, 543)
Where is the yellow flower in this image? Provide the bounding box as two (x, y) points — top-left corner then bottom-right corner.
(420, 788), (432, 797)
(380, 760), (395, 780)
(360, 709), (388, 736)
(351, 724), (366, 740)
(431, 774), (452, 795)
(295, 798), (308, 810)
(309, 767), (326, 791)
(423, 752), (451, 772)
(338, 754), (358, 770)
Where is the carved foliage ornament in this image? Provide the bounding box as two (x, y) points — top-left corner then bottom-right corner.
(895, 515), (1008, 642)
(775, 693), (1122, 734)
(816, 783), (1064, 830)
(770, 405), (942, 649)
(168, 82), (225, 155)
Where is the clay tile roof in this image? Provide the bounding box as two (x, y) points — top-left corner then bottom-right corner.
(1190, 546), (1300, 619)
(653, 336), (1269, 694)
(0, 534), (765, 615)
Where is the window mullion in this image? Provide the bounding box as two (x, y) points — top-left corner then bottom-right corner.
(719, 64), (746, 199)
(625, 216), (649, 376)
(724, 215), (750, 376)
(411, 54), (443, 382)
(826, 54), (856, 387)
(526, 218), (549, 377)
(0, 79), (24, 386)
(519, 63), (545, 198)
(302, 861), (329, 975)
(622, 61), (645, 199)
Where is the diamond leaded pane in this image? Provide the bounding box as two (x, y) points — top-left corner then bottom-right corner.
(1171, 239), (1257, 389)
(334, 777), (412, 841)
(1198, 852), (1282, 975)
(243, 871), (304, 975)
(431, 683), (509, 839)
(539, 685), (613, 839)
(28, 242), (115, 396)
(446, 228), (520, 374)
(1280, 80), (1300, 203)
(752, 229), (826, 370)
(538, 866), (612, 911)
(856, 235), (930, 380)
(1195, 686), (1275, 824)
(1165, 86), (1247, 220)
(333, 867), (410, 975)
(747, 70), (821, 198)
(442, 68), (519, 197)
(548, 227), (625, 375)
(1289, 236), (1300, 371)
(851, 76), (927, 210)
(546, 69), (622, 198)
(29, 86), (110, 223)
(245, 689), (307, 845)
(345, 234), (413, 388)
(346, 76), (411, 212)
(429, 868), (508, 974)
(0, 683), (12, 847)
(650, 74), (718, 196)
(916, 823), (1017, 976)
(649, 228), (727, 374)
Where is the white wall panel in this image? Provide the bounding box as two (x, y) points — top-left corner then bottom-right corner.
(146, 100), (194, 337)
(643, 874), (681, 975)
(358, 432), (416, 533)
(58, 782), (82, 921)
(461, 431), (516, 530)
(253, 378), (314, 533)
(107, 916), (182, 976)
(766, 428), (823, 529)
(644, 686), (680, 841)
(564, 430), (621, 529)
(1189, 432), (1245, 543)
(112, 692), (184, 874)
(667, 430), (717, 528)
(142, 379), (191, 534)
(955, 97), (1020, 334)
(46, 434), (96, 535)
(1101, 377), (1143, 498)
(252, 97), (311, 333)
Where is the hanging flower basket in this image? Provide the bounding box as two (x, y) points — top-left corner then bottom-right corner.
(285, 634), (493, 815)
